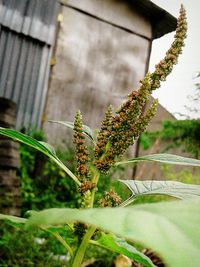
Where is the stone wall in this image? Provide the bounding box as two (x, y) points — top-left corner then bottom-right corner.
(0, 98), (21, 216)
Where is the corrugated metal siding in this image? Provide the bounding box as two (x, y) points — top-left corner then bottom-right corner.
(0, 0), (58, 45)
(0, 0), (59, 129)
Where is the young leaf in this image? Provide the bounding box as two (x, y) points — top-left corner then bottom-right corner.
(49, 120), (94, 141)
(116, 153), (200, 167)
(0, 127), (80, 186)
(93, 233), (156, 267)
(119, 180), (200, 205)
(28, 200), (200, 267)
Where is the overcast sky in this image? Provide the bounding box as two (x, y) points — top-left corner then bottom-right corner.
(149, 0), (200, 119)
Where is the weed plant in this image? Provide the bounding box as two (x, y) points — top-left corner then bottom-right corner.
(1, 6), (200, 267)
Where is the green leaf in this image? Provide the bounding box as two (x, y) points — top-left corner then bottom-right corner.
(116, 153), (200, 167)
(119, 180), (200, 205)
(38, 141), (57, 156)
(0, 127), (55, 157)
(93, 233), (155, 267)
(49, 120), (94, 141)
(0, 214), (27, 224)
(28, 200), (200, 267)
(0, 127), (80, 185)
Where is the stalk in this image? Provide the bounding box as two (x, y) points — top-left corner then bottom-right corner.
(71, 226), (96, 267)
(41, 227), (74, 258)
(89, 169), (100, 208)
(53, 232), (74, 257)
(72, 168), (100, 266)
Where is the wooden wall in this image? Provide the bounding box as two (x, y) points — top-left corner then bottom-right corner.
(43, 0), (152, 147)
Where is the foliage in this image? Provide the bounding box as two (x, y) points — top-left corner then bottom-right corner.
(18, 134), (80, 213)
(18, 129), (126, 213)
(0, 221), (72, 267)
(116, 153), (200, 167)
(1, 5), (200, 267)
(0, 219), (118, 267)
(140, 131), (158, 151)
(141, 119), (200, 159)
(161, 120), (200, 158)
(24, 200), (200, 267)
(161, 164), (200, 185)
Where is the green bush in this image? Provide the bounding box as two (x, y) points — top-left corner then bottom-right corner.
(0, 222), (71, 267)
(18, 129), (81, 213)
(141, 119), (200, 158)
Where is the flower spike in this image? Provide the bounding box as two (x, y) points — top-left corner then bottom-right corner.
(73, 111), (90, 181)
(94, 5), (187, 173)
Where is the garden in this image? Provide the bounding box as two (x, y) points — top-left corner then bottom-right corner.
(0, 4), (200, 267)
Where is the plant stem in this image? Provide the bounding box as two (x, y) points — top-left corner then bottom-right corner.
(42, 227), (74, 257)
(72, 226), (96, 267)
(119, 195), (135, 207)
(90, 170), (100, 208)
(72, 169), (100, 266)
(54, 232), (74, 257)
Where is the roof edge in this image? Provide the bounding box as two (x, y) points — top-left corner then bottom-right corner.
(132, 0), (177, 39)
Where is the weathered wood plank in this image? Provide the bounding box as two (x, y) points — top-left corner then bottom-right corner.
(60, 0), (152, 39)
(44, 6), (150, 147)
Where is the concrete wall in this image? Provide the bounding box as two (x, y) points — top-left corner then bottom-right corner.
(43, 0), (152, 146)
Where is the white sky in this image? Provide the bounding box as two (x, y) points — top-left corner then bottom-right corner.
(149, 0), (200, 119)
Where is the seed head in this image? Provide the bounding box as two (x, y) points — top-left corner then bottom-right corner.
(73, 110), (90, 181)
(99, 189), (121, 207)
(150, 5), (187, 90)
(94, 6), (187, 172)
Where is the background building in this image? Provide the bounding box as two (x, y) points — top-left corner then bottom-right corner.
(0, 0), (178, 179)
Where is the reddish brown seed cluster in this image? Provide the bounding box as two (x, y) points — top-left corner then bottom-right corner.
(94, 5), (187, 172)
(73, 111), (90, 181)
(79, 180), (96, 195)
(94, 105), (113, 160)
(94, 76), (157, 172)
(99, 189), (122, 207)
(150, 4), (187, 90)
